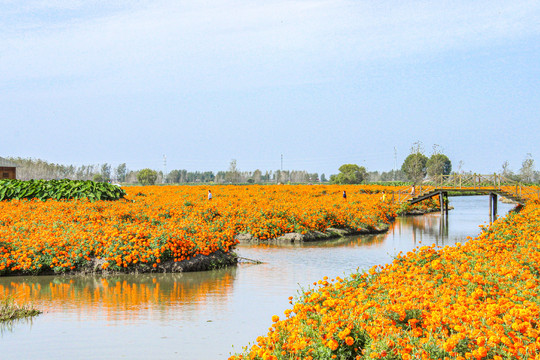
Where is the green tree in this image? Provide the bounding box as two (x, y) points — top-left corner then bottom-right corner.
(426, 154), (452, 177)
(330, 164), (367, 184)
(426, 145), (452, 177)
(137, 168), (158, 185)
(401, 142), (428, 183)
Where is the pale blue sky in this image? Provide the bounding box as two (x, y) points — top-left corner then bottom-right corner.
(1, 0), (539, 176)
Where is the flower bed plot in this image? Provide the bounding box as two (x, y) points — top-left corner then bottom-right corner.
(0, 185), (405, 275)
(230, 203), (540, 360)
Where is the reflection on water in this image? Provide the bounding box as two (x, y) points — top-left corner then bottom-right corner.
(0, 196), (515, 360)
(393, 213), (450, 247)
(0, 317), (37, 335)
(251, 232), (386, 248)
(1, 269), (236, 322)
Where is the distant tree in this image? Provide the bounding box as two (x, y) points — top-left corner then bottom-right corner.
(281, 170), (291, 183)
(253, 169), (262, 183)
(8, 157), (99, 181)
(202, 171), (215, 182)
(126, 170), (138, 183)
(115, 163), (127, 183)
(401, 141), (428, 183)
(330, 164), (367, 184)
(100, 163), (111, 182)
(457, 160), (464, 174)
(215, 171), (226, 183)
(520, 154), (535, 183)
(290, 170), (308, 183)
(368, 171), (381, 182)
(379, 169), (407, 182)
(320, 173), (327, 182)
(225, 159), (240, 183)
(93, 173), (104, 182)
(166, 169), (181, 183)
(274, 170), (282, 183)
(76, 165), (86, 180)
(137, 168), (158, 185)
(501, 160), (513, 178)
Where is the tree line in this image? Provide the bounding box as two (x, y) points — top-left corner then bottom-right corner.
(6, 157), (127, 183)
(6, 147), (538, 186)
(329, 143), (452, 185)
(5, 157), (326, 185)
(330, 142), (539, 185)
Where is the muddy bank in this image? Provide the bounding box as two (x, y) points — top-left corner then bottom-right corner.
(89, 250), (238, 275)
(4, 250), (237, 277)
(398, 207), (446, 216)
(234, 207), (452, 244)
(235, 222), (392, 244)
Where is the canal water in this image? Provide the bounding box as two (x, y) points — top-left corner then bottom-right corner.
(0, 196), (514, 359)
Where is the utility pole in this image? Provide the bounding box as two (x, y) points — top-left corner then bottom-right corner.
(279, 154), (283, 184)
(394, 147), (397, 181)
(163, 155), (167, 184)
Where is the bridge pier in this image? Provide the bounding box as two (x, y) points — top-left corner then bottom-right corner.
(489, 192), (498, 220)
(439, 191), (449, 216)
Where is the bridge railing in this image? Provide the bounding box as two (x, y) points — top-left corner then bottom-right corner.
(501, 184), (540, 203)
(420, 174), (540, 203)
(391, 184), (436, 203)
(389, 175), (540, 204)
(422, 174), (508, 189)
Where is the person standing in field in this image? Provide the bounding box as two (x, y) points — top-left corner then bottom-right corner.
(342, 190), (347, 199)
(382, 191), (387, 202)
(208, 190), (212, 200)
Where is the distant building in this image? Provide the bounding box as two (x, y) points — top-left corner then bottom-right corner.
(0, 157), (18, 179)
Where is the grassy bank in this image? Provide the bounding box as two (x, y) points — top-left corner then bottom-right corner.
(0, 296), (40, 322)
(229, 202), (540, 360)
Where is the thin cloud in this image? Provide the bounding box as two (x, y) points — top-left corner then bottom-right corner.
(1, 0), (539, 91)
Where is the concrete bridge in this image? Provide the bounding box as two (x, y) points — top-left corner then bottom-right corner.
(400, 174), (539, 218)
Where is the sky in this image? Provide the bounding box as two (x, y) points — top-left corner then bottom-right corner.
(1, 0), (539, 176)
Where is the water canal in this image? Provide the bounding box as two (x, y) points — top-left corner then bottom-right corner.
(0, 196), (515, 359)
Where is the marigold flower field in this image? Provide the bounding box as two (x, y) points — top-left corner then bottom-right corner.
(0, 185), (412, 275)
(229, 202), (540, 360)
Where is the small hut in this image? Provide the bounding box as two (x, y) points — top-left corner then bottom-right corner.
(0, 157), (18, 180)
